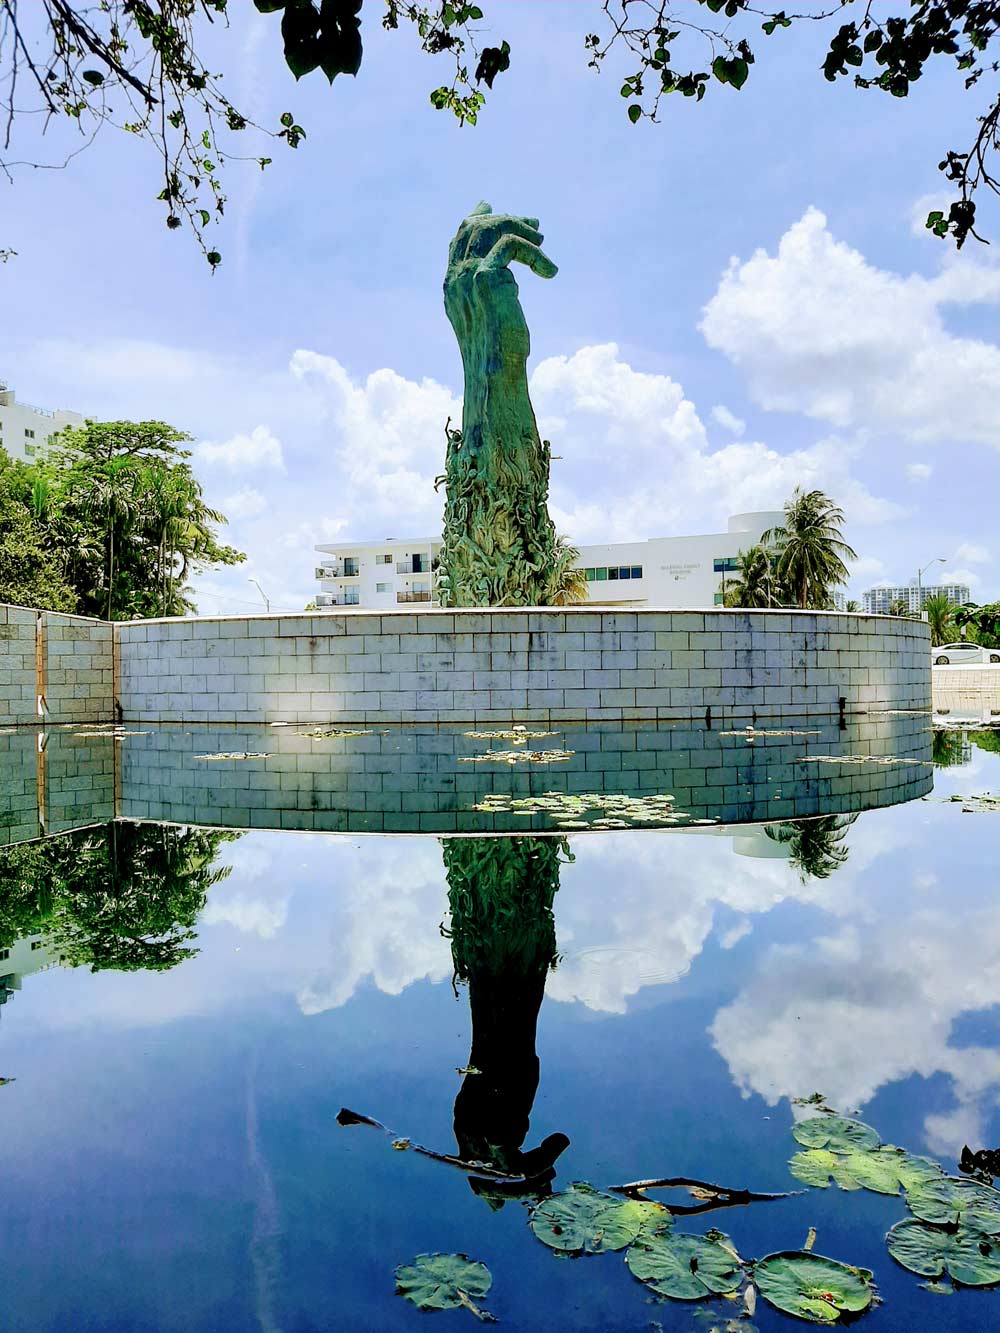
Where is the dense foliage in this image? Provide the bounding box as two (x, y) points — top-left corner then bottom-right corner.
(0, 421), (243, 618)
(1, 2), (995, 263)
(0, 455), (77, 611)
(0, 821), (236, 971)
(954, 600), (1000, 646)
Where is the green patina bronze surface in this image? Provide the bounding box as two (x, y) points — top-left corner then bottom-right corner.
(437, 202), (576, 607)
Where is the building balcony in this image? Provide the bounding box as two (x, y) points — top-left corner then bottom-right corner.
(397, 591), (432, 603)
(316, 568), (359, 582)
(316, 594), (360, 607)
(396, 560), (430, 575)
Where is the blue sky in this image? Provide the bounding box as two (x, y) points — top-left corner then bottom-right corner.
(2, 2), (997, 613)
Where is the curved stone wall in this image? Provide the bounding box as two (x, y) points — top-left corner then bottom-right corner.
(115, 607), (930, 725)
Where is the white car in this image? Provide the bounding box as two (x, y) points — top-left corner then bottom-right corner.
(934, 641), (1000, 666)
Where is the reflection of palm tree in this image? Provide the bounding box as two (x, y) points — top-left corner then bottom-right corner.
(764, 814), (858, 881)
(442, 837), (570, 1198)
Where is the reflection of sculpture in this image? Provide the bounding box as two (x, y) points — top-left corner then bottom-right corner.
(443, 836), (570, 1198)
(438, 203), (576, 607)
(0, 821), (236, 971)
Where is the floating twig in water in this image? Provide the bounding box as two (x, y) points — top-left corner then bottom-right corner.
(336, 1106), (540, 1181)
(608, 1173), (799, 1216)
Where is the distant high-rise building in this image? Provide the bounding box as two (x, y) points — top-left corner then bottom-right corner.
(0, 382), (84, 463)
(863, 580), (971, 616)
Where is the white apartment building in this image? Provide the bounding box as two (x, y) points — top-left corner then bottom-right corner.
(0, 382), (84, 462)
(863, 580), (971, 616)
(315, 539), (440, 610)
(314, 512), (788, 611)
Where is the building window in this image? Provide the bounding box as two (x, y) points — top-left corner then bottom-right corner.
(713, 557), (740, 573)
(376, 582), (390, 593)
(376, 553), (392, 564)
(343, 557), (359, 577)
(344, 590), (359, 605)
(0, 949), (8, 962)
(714, 593), (725, 605)
(413, 580), (429, 593)
(24, 427), (35, 439)
(584, 565), (642, 583)
(30, 940), (42, 950)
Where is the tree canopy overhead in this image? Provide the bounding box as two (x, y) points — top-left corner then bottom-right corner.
(1, 1), (997, 265)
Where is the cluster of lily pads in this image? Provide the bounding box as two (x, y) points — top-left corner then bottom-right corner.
(463, 726), (558, 743)
(469, 790), (716, 830)
(941, 792), (1000, 813)
(798, 755), (933, 768)
(458, 749), (574, 766)
(789, 1112), (1000, 1293)
(192, 751), (269, 761)
(395, 1178), (873, 1324)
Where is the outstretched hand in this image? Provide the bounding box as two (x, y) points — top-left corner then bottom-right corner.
(447, 200), (558, 280)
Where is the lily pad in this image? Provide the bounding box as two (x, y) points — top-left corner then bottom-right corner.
(790, 1145), (942, 1196)
(754, 1251), (874, 1324)
(791, 1115), (880, 1153)
(626, 1230), (742, 1301)
(394, 1253), (494, 1319)
(529, 1181), (650, 1254)
(905, 1176), (1000, 1234)
(887, 1218), (1000, 1287)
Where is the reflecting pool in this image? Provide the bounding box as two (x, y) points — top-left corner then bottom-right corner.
(0, 720), (998, 1330)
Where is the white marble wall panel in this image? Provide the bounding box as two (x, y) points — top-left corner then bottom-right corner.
(116, 608), (931, 724)
(0, 605), (39, 724)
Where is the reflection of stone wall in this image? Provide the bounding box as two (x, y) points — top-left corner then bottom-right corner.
(44, 733), (116, 833)
(116, 609), (931, 725)
(933, 666), (1000, 721)
(108, 715), (933, 836)
(0, 729), (116, 845)
(0, 730), (40, 846)
(0, 604), (115, 726)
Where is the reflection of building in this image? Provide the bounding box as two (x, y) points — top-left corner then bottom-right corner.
(313, 512), (785, 611)
(864, 580), (970, 615)
(0, 934), (64, 1012)
(0, 382), (84, 462)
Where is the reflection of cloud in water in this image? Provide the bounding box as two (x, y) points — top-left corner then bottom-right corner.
(294, 837), (451, 1015)
(711, 907), (1000, 1156)
(202, 893), (288, 939)
(546, 823), (896, 1014)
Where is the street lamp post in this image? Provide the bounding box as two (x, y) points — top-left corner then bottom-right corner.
(248, 577), (270, 613)
(916, 557), (947, 615)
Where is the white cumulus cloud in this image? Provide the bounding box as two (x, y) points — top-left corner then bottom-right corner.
(701, 207), (1000, 448)
(906, 463), (933, 482)
(711, 404), (746, 436)
(197, 424), (286, 471)
(222, 486), (268, 520)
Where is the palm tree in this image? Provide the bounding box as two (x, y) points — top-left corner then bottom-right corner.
(550, 535), (590, 605)
(845, 599), (861, 612)
(761, 489), (858, 611)
(79, 455), (141, 619)
(722, 544), (781, 608)
(924, 593), (957, 647)
(889, 599), (910, 617)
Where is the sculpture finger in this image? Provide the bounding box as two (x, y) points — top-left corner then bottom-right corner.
(480, 234), (558, 279)
(465, 215), (545, 258)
